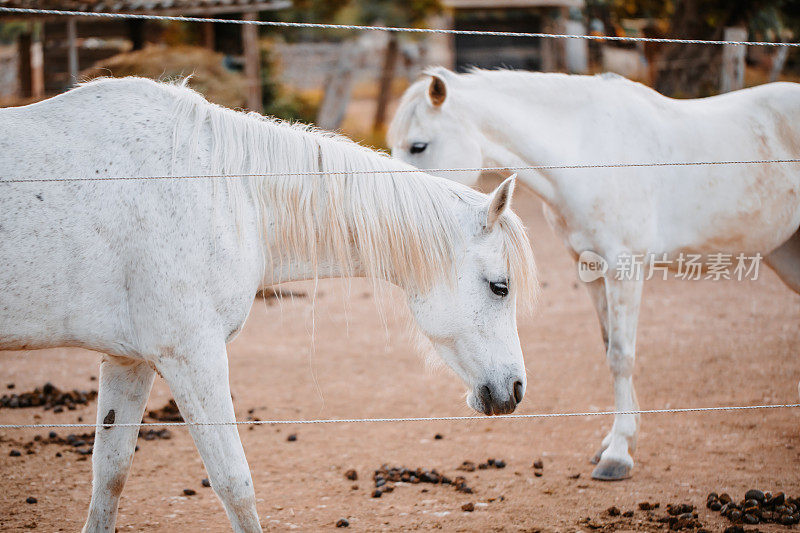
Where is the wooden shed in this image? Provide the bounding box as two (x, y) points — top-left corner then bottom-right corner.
(441, 0), (585, 72)
(0, 0), (289, 110)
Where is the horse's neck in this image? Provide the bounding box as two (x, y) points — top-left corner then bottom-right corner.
(253, 136), (466, 290)
(258, 193), (366, 287)
(464, 77), (590, 206)
(263, 256), (355, 285)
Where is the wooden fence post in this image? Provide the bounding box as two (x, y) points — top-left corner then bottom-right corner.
(31, 24), (44, 98)
(720, 27), (747, 93)
(242, 12), (262, 113)
(373, 33), (398, 133)
(770, 46), (789, 82)
(128, 19), (145, 51)
(316, 39), (365, 131)
(66, 18), (78, 87)
(202, 22), (215, 50)
(17, 32), (32, 97)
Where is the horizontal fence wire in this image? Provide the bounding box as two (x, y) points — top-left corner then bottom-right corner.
(1, 10), (797, 434)
(3, 158), (800, 184)
(0, 7), (799, 48)
(1, 403), (798, 430)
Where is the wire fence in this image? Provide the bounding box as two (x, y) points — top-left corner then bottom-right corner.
(2, 158), (800, 184)
(0, 6), (798, 434)
(2, 403), (799, 430)
(0, 6), (798, 47)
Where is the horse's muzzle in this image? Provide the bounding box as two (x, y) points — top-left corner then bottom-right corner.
(476, 379), (524, 415)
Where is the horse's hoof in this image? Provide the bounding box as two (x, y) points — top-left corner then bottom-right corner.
(591, 460), (632, 481)
(590, 449), (604, 465)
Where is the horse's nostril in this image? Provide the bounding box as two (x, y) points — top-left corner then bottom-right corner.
(513, 381), (523, 404)
(479, 385), (493, 408)
(480, 385), (492, 402)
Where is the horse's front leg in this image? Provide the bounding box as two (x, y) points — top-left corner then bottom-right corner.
(591, 276), (643, 481)
(584, 277), (609, 351)
(583, 276), (611, 465)
(156, 339), (261, 533)
(83, 357), (155, 532)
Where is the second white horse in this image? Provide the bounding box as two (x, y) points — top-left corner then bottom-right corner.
(389, 67), (800, 480)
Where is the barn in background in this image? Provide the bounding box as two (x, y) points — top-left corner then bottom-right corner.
(0, 0), (288, 109)
(442, 0), (586, 73)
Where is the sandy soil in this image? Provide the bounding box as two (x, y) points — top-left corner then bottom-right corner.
(1, 177), (799, 532)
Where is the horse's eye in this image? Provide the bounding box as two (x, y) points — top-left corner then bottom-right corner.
(489, 281), (509, 297)
(409, 142), (428, 155)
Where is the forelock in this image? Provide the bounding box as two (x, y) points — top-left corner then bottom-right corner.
(497, 211), (539, 313)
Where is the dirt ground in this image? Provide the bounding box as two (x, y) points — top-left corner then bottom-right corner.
(1, 177), (799, 532)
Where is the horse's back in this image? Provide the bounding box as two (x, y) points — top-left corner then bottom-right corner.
(1, 78), (180, 181)
(0, 78), (184, 256)
(534, 75), (800, 255)
(741, 82), (800, 155)
(653, 83), (800, 254)
(0, 79), (253, 356)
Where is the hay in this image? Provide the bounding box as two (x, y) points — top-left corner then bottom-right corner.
(81, 45), (249, 109)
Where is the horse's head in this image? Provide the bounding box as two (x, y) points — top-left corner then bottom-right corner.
(388, 67), (483, 187)
(405, 176), (535, 415)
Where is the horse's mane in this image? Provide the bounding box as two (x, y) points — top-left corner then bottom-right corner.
(79, 77), (536, 303)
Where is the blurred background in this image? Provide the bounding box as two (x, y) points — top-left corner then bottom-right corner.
(1, 0), (799, 148)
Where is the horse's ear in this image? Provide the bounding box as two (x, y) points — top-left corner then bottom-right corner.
(427, 75), (447, 107)
(485, 175), (516, 229)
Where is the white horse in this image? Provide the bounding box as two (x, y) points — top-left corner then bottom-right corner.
(0, 77), (537, 532)
(388, 67), (800, 481)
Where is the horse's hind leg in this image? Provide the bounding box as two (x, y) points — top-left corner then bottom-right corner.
(765, 229), (800, 294)
(83, 357), (155, 533)
(765, 228), (800, 399)
(156, 340), (261, 533)
(592, 276), (643, 481)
